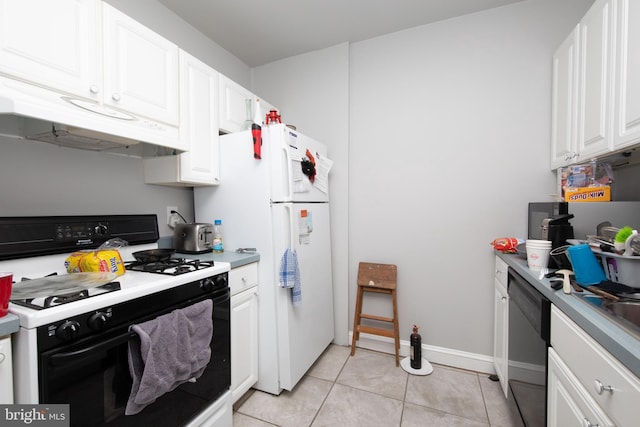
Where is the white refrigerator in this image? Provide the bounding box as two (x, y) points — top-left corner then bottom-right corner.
(194, 123), (334, 395)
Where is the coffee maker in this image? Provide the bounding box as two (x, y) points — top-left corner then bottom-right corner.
(541, 214), (575, 249)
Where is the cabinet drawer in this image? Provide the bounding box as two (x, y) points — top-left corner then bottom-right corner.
(551, 306), (640, 427)
(229, 263), (258, 296)
(495, 256), (508, 285)
(548, 348), (614, 427)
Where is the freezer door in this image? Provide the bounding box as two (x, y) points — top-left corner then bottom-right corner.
(266, 124), (330, 203)
(271, 202), (334, 390)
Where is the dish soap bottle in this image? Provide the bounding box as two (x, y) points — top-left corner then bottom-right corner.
(213, 219), (224, 253)
(410, 324), (422, 369)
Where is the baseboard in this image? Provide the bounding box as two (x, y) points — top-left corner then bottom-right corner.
(348, 332), (496, 375)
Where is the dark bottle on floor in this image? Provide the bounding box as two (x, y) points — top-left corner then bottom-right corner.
(410, 325), (422, 369)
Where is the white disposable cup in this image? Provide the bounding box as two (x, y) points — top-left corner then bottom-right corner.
(526, 239), (552, 247)
(526, 243), (551, 271)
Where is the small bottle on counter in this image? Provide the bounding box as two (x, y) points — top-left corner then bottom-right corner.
(213, 219), (224, 253)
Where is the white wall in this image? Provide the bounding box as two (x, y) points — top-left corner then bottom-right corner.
(252, 0), (593, 363)
(349, 0), (592, 358)
(0, 136), (193, 236)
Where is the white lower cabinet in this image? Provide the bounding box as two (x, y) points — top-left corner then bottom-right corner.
(230, 263), (258, 404)
(548, 348), (613, 427)
(550, 305), (640, 427)
(0, 336), (13, 403)
(493, 256), (509, 397)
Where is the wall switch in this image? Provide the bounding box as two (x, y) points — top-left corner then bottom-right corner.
(166, 206), (178, 227)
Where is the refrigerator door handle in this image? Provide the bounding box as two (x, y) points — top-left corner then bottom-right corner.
(281, 141), (294, 201)
(284, 204), (295, 249)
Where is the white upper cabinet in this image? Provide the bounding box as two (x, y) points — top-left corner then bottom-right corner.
(612, 0), (640, 149)
(102, 3), (179, 127)
(576, 0), (615, 160)
(0, 0), (184, 152)
(178, 51), (220, 184)
(551, 0), (615, 170)
(0, 0), (100, 99)
(219, 75), (254, 133)
(551, 26), (580, 169)
(551, 0), (640, 169)
(143, 50), (220, 186)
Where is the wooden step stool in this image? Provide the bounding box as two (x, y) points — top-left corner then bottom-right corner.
(351, 262), (400, 366)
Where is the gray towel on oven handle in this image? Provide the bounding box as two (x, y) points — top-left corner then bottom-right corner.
(125, 299), (213, 415)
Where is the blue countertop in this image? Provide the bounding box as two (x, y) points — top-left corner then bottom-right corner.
(174, 250), (259, 269)
(497, 252), (640, 378)
(0, 313), (19, 337)
(157, 236), (259, 268)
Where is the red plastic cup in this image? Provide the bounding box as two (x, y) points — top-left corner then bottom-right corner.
(0, 272), (12, 317)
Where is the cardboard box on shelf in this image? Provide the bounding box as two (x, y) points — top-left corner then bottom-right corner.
(564, 186), (611, 202)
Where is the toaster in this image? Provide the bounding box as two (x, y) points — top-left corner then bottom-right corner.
(173, 223), (213, 254)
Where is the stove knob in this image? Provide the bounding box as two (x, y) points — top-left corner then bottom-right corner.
(214, 274), (228, 288)
(200, 278), (215, 292)
(88, 312), (109, 331)
(56, 320), (81, 341)
(94, 223), (108, 236)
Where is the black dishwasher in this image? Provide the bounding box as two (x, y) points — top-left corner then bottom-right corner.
(507, 267), (551, 427)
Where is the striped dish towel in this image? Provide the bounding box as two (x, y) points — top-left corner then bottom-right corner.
(279, 248), (301, 307)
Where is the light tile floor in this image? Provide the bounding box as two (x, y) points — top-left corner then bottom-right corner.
(233, 345), (523, 427)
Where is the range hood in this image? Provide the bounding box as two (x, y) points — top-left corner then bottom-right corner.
(0, 76), (181, 153)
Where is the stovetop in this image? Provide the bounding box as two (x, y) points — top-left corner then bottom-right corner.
(10, 257), (217, 310)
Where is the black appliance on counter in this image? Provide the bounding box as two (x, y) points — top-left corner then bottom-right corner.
(541, 214), (574, 249)
(507, 267), (551, 427)
(528, 202), (575, 268)
(528, 202), (574, 245)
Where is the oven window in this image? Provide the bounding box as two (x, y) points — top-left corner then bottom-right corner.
(39, 297), (230, 427)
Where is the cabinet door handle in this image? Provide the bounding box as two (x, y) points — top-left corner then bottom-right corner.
(594, 379), (613, 395)
(89, 85), (100, 94)
(112, 93), (121, 102)
(0, 352), (4, 364)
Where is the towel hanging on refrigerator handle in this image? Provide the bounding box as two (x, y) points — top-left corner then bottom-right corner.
(279, 248), (301, 307)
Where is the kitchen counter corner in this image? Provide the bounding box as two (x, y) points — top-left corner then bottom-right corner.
(496, 252), (640, 378)
(0, 313), (20, 337)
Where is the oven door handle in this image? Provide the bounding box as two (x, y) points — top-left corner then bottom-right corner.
(48, 331), (137, 367)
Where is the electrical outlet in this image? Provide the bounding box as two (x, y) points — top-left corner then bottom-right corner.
(166, 206), (178, 227)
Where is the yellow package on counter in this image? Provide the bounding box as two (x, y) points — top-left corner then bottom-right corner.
(65, 249), (126, 276)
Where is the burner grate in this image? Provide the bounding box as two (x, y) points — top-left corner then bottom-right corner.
(125, 258), (214, 275)
(11, 281), (121, 310)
